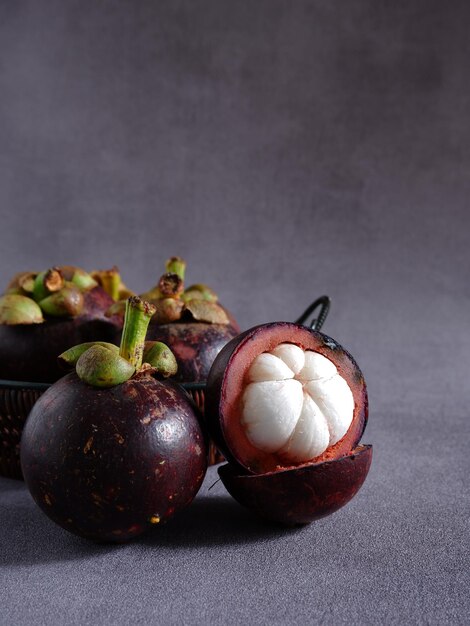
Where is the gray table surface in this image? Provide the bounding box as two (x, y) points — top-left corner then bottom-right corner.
(1, 1), (469, 624)
(1, 397), (469, 626)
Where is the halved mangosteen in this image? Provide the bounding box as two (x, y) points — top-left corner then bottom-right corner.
(205, 321), (372, 524)
(219, 445), (372, 525)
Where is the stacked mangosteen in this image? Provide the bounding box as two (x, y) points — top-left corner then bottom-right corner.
(2, 257), (372, 542)
(0, 265), (123, 383)
(108, 256), (240, 384)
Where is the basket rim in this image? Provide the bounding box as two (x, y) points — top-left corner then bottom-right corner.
(0, 378), (206, 392)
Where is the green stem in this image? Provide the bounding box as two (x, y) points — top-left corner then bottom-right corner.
(158, 273), (184, 298)
(119, 296), (156, 369)
(97, 267), (121, 301)
(165, 256), (186, 281)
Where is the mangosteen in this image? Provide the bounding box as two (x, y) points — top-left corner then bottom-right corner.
(108, 257), (240, 384)
(21, 296), (207, 542)
(0, 266), (122, 383)
(205, 322), (372, 525)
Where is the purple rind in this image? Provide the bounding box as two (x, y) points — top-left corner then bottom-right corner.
(218, 444), (372, 525)
(147, 316), (239, 383)
(21, 373), (207, 542)
(0, 287), (122, 383)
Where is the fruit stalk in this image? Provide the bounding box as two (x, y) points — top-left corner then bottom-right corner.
(119, 297), (156, 369)
(95, 267), (121, 301)
(165, 256), (186, 281)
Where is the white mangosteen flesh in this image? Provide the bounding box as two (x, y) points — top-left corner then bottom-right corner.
(241, 343), (354, 463)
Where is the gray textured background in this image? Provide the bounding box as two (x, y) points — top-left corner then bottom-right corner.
(0, 1), (469, 624)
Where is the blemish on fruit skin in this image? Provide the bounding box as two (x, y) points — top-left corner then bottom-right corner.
(141, 416), (151, 425)
(149, 515), (160, 524)
(83, 436), (93, 454)
(114, 434), (125, 445)
(44, 494), (52, 506)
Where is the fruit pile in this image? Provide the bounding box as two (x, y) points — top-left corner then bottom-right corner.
(108, 257), (240, 383)
(1, 258), (372, 541)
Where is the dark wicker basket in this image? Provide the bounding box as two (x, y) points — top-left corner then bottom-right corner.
(0, 378), (222, 481)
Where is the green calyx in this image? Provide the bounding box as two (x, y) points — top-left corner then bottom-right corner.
(140, 257), (229, 326)
(181, 284), (218, 303)
(59, 266), (98, 291)
(0, 295), (44, 325)
(1, 265), (102, 325)
(39, 285), (84, 317)
(17, 272), (37, 294)
(70, 269), (98, 291)
(33, 268), (64, 302)
(58, 342), (119, 369)
(76, 345), (135, 388)
(151, 298), (184, 324)
(143, 341), (178, 378)
(184, 299), (229, 324)
(66, 296), (178, 388)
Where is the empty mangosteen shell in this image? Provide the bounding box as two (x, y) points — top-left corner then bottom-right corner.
(20, 372), (207, 542)
(218, 444), (372, 526)
(205, 322), (368, 474)
(146, 307), (240, 383)
(0, 287), (122, 383)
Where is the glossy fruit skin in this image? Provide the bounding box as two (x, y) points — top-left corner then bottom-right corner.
(205, 322), (368, 475)
(0, 287), (122, 383)
(218, 445), (372, 525)
(21, 373), (207, 542)
(146, 311), (240, 383)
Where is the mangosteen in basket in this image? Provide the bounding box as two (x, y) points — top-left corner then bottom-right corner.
(122, 257), (240, 384)
(205, 322), (372, 525)
(0, 266), (123, 383)
(21, 296), (207, 542)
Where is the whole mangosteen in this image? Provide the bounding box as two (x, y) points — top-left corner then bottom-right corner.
(0, 265), (122, 383)
(21, 296), (207, 542)
(205, 321), (372, 525)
